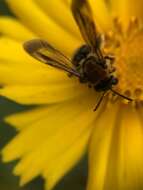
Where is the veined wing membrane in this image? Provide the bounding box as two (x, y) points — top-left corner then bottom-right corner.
(71, 0), (98, 50)
(23, 39), (80, 77)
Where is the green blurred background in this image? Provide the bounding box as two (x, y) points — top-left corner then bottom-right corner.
(0, 0), (87, 190)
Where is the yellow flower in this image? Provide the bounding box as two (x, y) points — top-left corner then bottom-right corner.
(1, 0), (143, 190)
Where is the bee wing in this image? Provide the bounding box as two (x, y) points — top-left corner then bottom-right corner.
(71, 0), (98, 50)
(23, 39), (80, 77)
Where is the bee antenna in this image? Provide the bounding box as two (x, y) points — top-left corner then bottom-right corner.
(110, 89), (133, 101)
(94, 91), (106, 111)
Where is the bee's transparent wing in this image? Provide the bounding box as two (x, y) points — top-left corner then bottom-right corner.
(71, 0), (99, 50)
(23, 39), (80, 77)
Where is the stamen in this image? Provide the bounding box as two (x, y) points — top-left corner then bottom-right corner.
(113, 17), (123, 36)
(104, 17), (143, 104)
(126, 17), (141, 40)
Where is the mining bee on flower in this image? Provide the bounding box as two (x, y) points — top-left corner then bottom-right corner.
(23, 0), (132, 111)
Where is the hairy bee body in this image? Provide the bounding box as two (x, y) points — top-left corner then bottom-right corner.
(72, 45), (118, 92)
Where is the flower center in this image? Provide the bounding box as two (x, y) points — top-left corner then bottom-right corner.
(105, 17), (143, 101)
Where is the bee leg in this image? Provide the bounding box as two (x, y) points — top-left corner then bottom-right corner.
(104, 55), (115, 64)
(76, 64), (82, 72)
(79, 74), (88, 83)
(88, 84), (92, 88)
(109, 67), (116, 73)
(67, 73), (73, 78)
(79, 77), (86, 83)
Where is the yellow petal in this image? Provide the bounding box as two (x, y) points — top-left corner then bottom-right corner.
(6, 0), (81, 56)
(87, 102), (120, 190)
(110, 0), (143, 30)
(2, 95), (96, 185)
(62, 0), (70, 7)
(2, 93), (96, 161)
(0, 37), (94, 105)
(108, 0), (121, 17)
(102, 105), (143, 190)
(0, 37), (71, 75)
(130, 0), (143, 23)
(43, 130), (91, 190)
(64, 0), (113, 32)
(0, 60), (76, 86)
(5, 88), (97, 130)
(0, 81), (86, 104)
(0, 16), (36, 41)
(88, 103), (143, 190)
(114, 0), (130, 30)
(5, 106), (55, 131)
(88, 0), (114, 32)
(0, 37), (47, 68)
(117, 105), (143, 190)
(35, 0), (81, 40)
(125, 0), (143, 25)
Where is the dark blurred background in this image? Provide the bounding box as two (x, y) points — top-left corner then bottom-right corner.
(0, 0), (87, 190)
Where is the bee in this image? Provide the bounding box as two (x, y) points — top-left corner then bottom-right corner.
(23, 0), (132, 111)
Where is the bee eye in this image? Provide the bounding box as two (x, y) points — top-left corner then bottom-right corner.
(112, 77), (118, 85)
